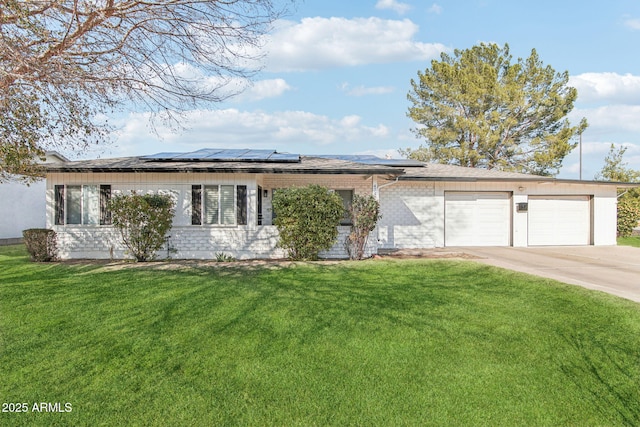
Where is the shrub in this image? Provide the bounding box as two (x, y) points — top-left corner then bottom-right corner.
(272, 185), (344, 260)
(617, 197), (640, 237)
(22, 228), (57, 262)
(345, 194), (381, 260)
(215, 252), (236, 262)
(109, 192), (175, 261)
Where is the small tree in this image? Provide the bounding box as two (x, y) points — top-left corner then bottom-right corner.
(272, 185), (344, 260)
(617, 198), (640, 237)
(345, 194), (381, 260)
(595, 144), (640, 237)
(109, 192), (175, 261)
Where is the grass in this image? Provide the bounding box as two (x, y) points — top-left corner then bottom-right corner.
(618, 236), (640, 247)
(1, 245), (640, 426)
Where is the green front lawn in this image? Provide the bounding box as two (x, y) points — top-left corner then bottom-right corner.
(1, 245), (639, 426)
(618, 236), (640, 247)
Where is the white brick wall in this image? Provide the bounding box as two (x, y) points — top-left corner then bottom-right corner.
(47, 172), (379, 260)
(378, 183), (441, 249)
(53, 225), (379, 260)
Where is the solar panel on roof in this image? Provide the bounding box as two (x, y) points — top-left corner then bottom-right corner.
(140, 149), (300, 163)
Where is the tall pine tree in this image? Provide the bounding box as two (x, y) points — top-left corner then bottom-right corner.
(404, 43), (587, 176)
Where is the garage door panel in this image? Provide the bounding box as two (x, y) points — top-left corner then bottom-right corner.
(528, 196), (590, 246)
(445, 192), (511, 246)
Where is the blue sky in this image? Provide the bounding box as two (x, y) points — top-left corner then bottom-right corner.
(97, 0), (640, 179)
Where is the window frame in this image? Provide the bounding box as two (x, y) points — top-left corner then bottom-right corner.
(191, 184), (248, 226)
(54, 184), (111, 226)
(336, 189), (354, 226)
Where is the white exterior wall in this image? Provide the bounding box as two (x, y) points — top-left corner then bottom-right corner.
(378, 182), (442, 249)
(0, 179), (46, 239)
(378, 179), (619, 249)
(47, 172), (378, 260)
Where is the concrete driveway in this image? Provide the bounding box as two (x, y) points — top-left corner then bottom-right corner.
(455, 246), (640, 303)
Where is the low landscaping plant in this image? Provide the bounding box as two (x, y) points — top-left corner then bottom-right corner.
(22, 228), (57, 262)
(345, 194), (381, 260)
(215, 252), (236, 262)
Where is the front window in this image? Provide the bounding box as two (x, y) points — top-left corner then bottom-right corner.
(192, 184), (247, 226)
(55, 184), (111, 225)
(336, 189), (354, 225)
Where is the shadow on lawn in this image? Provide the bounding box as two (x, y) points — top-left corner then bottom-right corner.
(559, 332), (640, 426)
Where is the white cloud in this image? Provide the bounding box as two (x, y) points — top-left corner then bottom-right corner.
(112, 109), (390, 155)
(375, 0), (412, 15)
(263, 17), (447, 72)
(141, 63), (292, 103)
(570, 72), (640, 104)
(340, 83), (395, 96)
(624, 18), (640, 30)
(571, 105), (640, 133)
(233, 79), (292, 102)
(428, 3), (443, 14)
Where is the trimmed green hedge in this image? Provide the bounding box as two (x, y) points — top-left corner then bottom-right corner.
(22, 228), (57, 262)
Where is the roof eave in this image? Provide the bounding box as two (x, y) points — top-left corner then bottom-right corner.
(45, 166), (402, 175)
(398, 175), (640, 187)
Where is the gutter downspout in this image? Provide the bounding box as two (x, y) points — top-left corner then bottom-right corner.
(375, 175), (400, 200)
(617, 190), (629, 199)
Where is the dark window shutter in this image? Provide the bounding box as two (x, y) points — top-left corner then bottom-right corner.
(99, 185), (112, 225)
(54, 185), (65, 225)
(192, 185), (202, 225)
(237, 185), (247, 225)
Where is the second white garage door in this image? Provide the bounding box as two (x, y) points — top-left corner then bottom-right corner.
(528, 196), (591, 246)
(445, 192), (511, 246)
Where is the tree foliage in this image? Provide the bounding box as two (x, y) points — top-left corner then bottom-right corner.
(272, 185), (344, 261)
(595, 144), (640, 184)
(404, 43), (587, 176)
(345, 194), (381, 260)
(109, 192), (175, 261)
(616, 198), (640, 237)
(0, 0), (284, 181)
(595, 144), (640, 237)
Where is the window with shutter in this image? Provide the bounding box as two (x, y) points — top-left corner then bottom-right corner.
(191, 185), (202, 225)
(54, 185), (65, 225)
(54, 185), (111, 226)
(237, 185), (247, 225)
(194, 184), (248, 226)
(336, 189), (354, 225)
(100, 185), (112, 225)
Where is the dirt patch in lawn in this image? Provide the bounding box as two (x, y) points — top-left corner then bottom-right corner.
(55, 248), (477, 272)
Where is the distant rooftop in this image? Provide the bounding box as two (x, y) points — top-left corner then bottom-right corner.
(311, 154), (424, 167)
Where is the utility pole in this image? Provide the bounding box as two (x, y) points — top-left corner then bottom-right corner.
(579, 131), (583, 180)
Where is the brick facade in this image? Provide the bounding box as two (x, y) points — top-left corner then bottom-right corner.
(47, 172), (379, 260)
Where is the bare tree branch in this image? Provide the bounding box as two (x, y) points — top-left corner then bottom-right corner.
(0, 0), (287, 181)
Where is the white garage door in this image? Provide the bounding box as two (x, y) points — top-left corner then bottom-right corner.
(445, 192), (511, 246)
(528, 196), (591, 246)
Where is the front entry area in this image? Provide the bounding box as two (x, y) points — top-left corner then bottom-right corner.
(444, 192), (511, 247)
